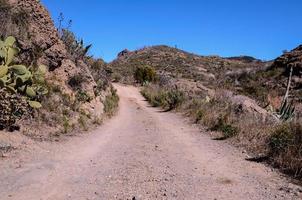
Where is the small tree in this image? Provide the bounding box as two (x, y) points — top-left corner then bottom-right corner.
(134, 65), (156, 84)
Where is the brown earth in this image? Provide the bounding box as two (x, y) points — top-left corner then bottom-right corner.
(0, 84), (301, 200)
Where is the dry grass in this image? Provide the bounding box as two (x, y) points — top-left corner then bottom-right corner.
(141, 83), (302, 181)
(103, 87), (119, 117)
(268, 122), (302, 179)
(141, 84), (185, 111)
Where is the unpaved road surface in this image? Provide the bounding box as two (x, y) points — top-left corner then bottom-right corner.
(0, 84), (301, 200)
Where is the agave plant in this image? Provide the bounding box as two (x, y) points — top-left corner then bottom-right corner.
(0, 36), (48, 108)
(274, 64), (295, 121)
(276, 99), (295, 121)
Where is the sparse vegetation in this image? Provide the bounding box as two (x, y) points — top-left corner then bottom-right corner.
(110, 44), (302, 181)
(165, 88), (185, 111)
(268, 122), (302, 179)
(142, 85), (241, 140)
(76, 90), (92, 103)
(134, 65), (156, 84)
(194, 109), (205, 123)
(0, 88), (28, 131)
(61, 29), (92, 62)
(68, 74), (87, 90)
(210, 114), (239, 139)
(103, 87), (119, 117)
(78, 114), (89, 131)
(62, 115), (71, 134)
(140, 83), (301, 181)
(57, 13), (92, 62)
(141, 85), (185, 111)
(1, 0), (302, 186)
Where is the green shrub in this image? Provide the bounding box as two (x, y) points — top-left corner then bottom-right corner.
(141, 85), (185, 111)
(92, 116), (103, 125)
(103, 88), (119, 116)
(211, 115), (239, 139)
(269, 123), (294, 153)
(62, 115), (71, 134)
(195, 109), (204, 123)
(94, 79), (109, 96)
(165, 88), (185, 111)
(0, 88), (28, 130)
(268, 122), (302, 179)
(60, 28), (92, 62)
(68, 74), (86, 90)
(78, 114), (88, 131)
(134, 65), (156, 84)
(76, 90), (92, 102)
(111, 73), (122, 82)
(153, 91), (168, 107)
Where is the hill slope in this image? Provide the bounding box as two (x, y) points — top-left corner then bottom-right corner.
(110, 44), (302, 180)
(0, 0), (116, 140)
(110, 45), (267, 86)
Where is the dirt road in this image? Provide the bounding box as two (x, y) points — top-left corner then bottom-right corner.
(0, 84), (301, 200)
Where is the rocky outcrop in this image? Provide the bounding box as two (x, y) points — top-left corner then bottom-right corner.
(0, 0), (113, 138)
(273, 45), (302, 76)
(7, 0), (67, 70)
(271, 45), (302, 93)
(118, 49), (131, 57)
(5, 0), (99, 99)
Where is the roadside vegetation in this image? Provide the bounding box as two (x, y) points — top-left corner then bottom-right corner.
(141, 85), (184, 111)
(268, 122), (302, 179)
(103, 87), (119, 117)
(140, 67), (302, 180)
(134, 65), (156, 85)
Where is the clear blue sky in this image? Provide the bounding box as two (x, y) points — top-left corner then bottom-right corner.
(41, 0), (302, 62)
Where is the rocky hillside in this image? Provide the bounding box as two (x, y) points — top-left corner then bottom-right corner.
(110, 46), (267, 85)
(110, 45), (302, 107)
(272, 45), (302, 93)
(110, 45), (272, 103)
(0, 0), (116, 140)
(226, 46), (302, 108)
(110, 44), (302, 180)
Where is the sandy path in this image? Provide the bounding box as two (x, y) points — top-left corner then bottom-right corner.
(0, 84), (301, 200)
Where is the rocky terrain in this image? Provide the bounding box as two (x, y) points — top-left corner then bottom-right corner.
(0, 0), (301, 198)
(110, 45), (302, 181)
(0, 84), (301, 200)
(0, 0), (117, 148)
(110, 45), (301, 106)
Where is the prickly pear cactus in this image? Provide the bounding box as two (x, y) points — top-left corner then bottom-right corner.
(0, 36), (48, 109)
(0, 36), (50, 130)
